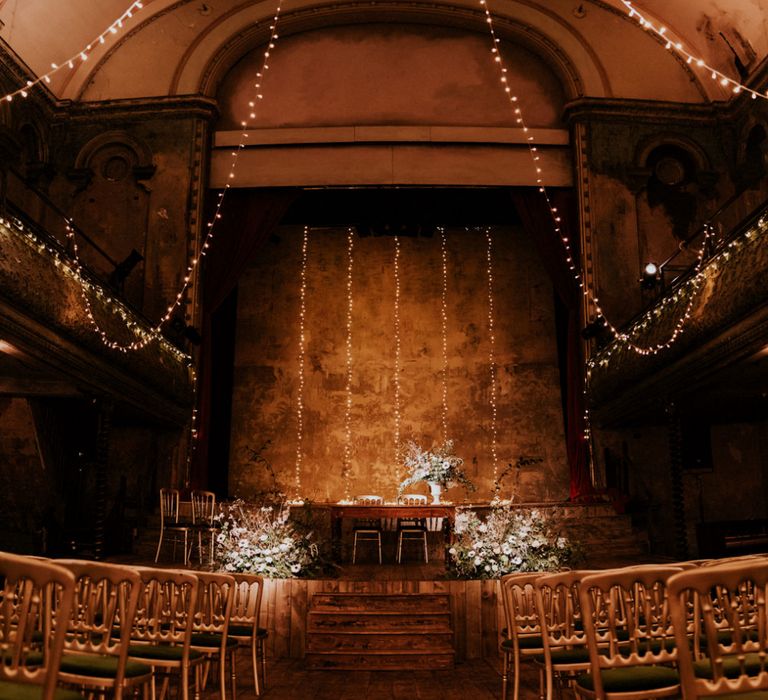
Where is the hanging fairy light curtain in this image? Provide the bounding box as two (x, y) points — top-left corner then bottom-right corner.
(342, 227), (355, 500)
(484, 227), (500, 490)
(392, 235), (403, 477)
(439, 227), (450, 442)
(293, 225), (310, 501)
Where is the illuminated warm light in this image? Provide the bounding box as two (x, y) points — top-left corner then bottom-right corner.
(481, 0), (714, 357)
(393, 235), (402, 477)
(294, 225), (309, 500)
(0, 340), (21, 355)
(484, 227), (499, 491)
(0, 2), (146, 103)
(342, 226), (355, 501)
(621, 1), (768, 102)
(439, 227), (450, 442)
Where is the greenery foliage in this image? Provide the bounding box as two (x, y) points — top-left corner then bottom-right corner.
(398, 440), (476, 493)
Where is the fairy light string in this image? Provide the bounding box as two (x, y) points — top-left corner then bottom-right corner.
(342, 226), (355, 501)
(622, 1), (768, 102)
(1, 2), (146, 102)
(294, 225), (309, 501)
(57, 0), (284, 353)
(484, 227), (500, 490)
(393, 235), (403, 476)
(439, 227), (450, 442)
(479, 0), (711, 356)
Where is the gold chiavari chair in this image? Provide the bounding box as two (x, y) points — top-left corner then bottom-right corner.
(155, 489), (193, 566)
(352, 495), (383, 564)
(189, 571), (237, 700)
(669, 559), (768, 700)
(190, 490), (218, 566)
(0, 552), (82, 700)
(53, 560), (152, 700)
(226, 574), (267, 696)
(396, 494), (428, 564)
(499, 572), (546, 700)
(534, 570), (600, 700)
(126, 567), (204, 700)
(574, 566), (683, 700)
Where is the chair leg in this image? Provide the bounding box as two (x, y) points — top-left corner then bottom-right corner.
(501, 651), (510, 700)
(259, 638), (267, 689)
(251, 639), (261, 696)
(352, 533), (357, 564)
(397, 533), (402, 563)
(229, 650), (237, 700)
(377, 533), (382, 564)
(512, 651), (521, 700)
(423, 533), (429, 563)
(219, 652), (227, 700)
(154, 527), (164, 563)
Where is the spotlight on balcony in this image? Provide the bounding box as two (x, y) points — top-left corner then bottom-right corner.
(640, 261), (661, 290)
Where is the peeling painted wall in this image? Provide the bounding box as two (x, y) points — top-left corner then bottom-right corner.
(229, 224), (569, 503)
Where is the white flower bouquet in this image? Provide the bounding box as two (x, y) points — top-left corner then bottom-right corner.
(398, 440), (475, 493)
(448, 505), (580, 579)
(214, 499), (319, 578)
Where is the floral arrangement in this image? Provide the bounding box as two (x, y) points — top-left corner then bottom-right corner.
(214, 499), (320, 578)
(398, 440), (475, 493)
(447, 505), (580, 579)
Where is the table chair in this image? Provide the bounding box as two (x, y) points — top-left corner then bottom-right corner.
(190, 489), (218, 566)
(227, 574), (267, 696)
(352, 495), (383, 564)
(396, 494), (429, 563)
(155, 488), (193, 566)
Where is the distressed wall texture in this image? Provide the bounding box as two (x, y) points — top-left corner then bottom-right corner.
(229, 225), (569, 503)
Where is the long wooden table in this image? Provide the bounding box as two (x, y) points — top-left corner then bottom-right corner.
(328, 503), (457, 562)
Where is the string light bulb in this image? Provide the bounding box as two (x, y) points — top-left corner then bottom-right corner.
(484, 227), (500, 492)
(342, 226), (355, 501)
(0, 2), (146, 103)
(393, 235), (403, 478)
(439, 227), (450, 442)
(294, 225), (309, 501)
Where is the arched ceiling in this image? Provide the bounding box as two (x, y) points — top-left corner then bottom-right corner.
(0, 0), (765, 104)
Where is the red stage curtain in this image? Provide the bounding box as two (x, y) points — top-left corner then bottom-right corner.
(510, 188), (595, 501)
(191, 188), (297, 490)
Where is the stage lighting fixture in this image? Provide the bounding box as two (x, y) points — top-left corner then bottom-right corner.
(640, 261), (661, 289)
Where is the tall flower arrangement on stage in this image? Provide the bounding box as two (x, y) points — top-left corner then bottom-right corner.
(398, 440), (475, 496)
(214, 499), (320, 578)
(448, 505), (580, 579)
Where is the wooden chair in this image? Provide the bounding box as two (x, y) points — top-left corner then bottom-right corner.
(499, 572), (545, 700)
(155, 488), (193, 566)
(574, 566), (682, 700)
(53, 559), (152, 700)
(227, 574), (267, 696)
(190, 490), (218, 566)
(396, 494), (428, 564)
(669, 559), (768, 700)
(126, 566), (204, 700)
(534, 570), (598, 700)
(189, 571), (237, 700)
(0, 552), (81, 700)
(352, 495), (383, 564)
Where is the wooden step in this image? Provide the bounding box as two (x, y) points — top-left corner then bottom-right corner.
(311, 592), (450, 613)
(305, 591), (455, 670)
(304, 650), (455, 670)
(306, 631), (454, 652)
(308, 611), (451, 633)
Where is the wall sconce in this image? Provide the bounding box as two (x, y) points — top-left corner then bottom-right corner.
(640, 261), (661, 289)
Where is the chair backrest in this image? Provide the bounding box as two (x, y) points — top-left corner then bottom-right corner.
(354, 495), (383, 505)
(399, 494), (427, 506)
(0, 552), (76, 700)
(191, 490), (216, 525)
(159, 488), (180, 525)
(229, 574), (264, 633)
(534, 570), (595, 652)
(579, 565), (682, 696)
(500, 572), (543, 647)
(669, 559), (768, 700)
(54, 559), (142, 698)
(130, 566), (198, 654)
(193, 571), (235, 638)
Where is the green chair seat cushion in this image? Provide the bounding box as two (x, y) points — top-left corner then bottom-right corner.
(500, 635), (543, 651)
(228, 625), (254, 637)
(190, 633), (239, 649)
(694, 653), (768, 680)
(576, 666), (679, 693)
(127, 644), (203, 662)
(0, 681), (84, 700)
(60, 653), (151, 679)
(707, 693), (768, 700)
(534, 647), (591, 665)
(699, 630), (760, 649)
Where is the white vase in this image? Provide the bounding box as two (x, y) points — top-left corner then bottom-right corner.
(428, 482), (442, 504)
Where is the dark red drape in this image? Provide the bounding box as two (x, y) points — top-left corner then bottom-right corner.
(190, 188), (297, 490)
(510, 188), (595, 501)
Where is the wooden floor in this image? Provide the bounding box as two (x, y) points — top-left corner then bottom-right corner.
(221, 655), (545, 700)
